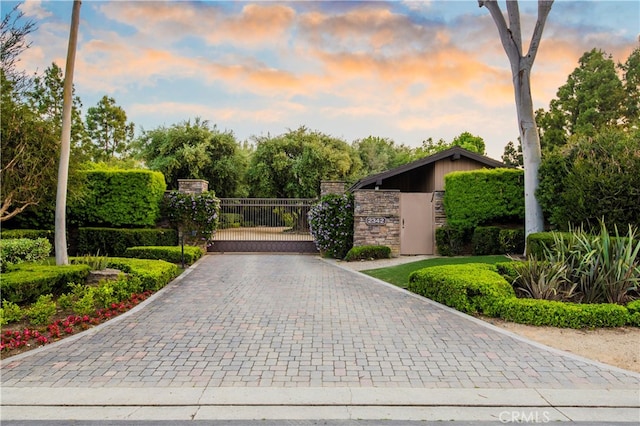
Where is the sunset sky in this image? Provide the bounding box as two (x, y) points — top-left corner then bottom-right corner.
(5, 0), (639, 159)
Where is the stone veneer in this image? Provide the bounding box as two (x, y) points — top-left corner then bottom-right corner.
(434, 191), (446, 228)
(178, 179), (209, 194)
(353, 190), (401, 256)
(320, 181), (346, 197)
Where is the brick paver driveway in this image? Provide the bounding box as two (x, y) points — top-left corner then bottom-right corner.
(1, 254), (638, 390)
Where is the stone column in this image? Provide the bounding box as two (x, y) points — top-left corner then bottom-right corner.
(433, 191), (446, 228)
(353, 189), (401, 256)
(320, 181), (346, 198)
(178, 179), (208, 194)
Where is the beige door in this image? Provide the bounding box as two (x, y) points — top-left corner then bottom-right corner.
(400, 193), (433, 255)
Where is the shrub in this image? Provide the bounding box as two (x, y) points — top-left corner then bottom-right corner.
(76, 227), (178, 257)
(105, 258), (179, 291)
(408, 264), (515, 316)
(0, 300), (23, 325)
(495, 261), (520, 284)
(26, 294), (57, 325)
(499, 228), (525, 255)
(344, 245), (391, 262)
(499, 298), (630, 328)
(627, 299), (640, 315)
(124, 246), (204, 265)
(0, 238), (52, 271)
(443, 168), (524, 229)
(0, 264), (91, 305)
(0, 229), (54, 246)
(537, 128), (640, 232)
(472, 226), (502, 255)
(526, 232), (572, 258)
(165, 190), (220, 245)
(219, 213), (243, 229)
(72, 169), (166, 227)
(308, 193), (354, 259)
(435, 226), (470, 256)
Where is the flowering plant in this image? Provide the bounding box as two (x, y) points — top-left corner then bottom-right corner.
(165, 190), (220, 245)
(308, 193), (354, 259)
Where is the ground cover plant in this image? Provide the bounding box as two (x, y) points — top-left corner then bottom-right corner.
(0, 257), (181, 358)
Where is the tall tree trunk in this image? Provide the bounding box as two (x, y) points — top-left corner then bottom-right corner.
(55, 0), (81, 265)
(479, 0), (552, 246)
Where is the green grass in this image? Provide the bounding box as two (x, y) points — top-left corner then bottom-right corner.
(362, 255), (510, 288)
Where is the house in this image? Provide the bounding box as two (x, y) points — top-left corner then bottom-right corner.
(348, 146), (505, 256)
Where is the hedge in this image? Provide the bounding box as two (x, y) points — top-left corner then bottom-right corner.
(0, 229), (55, 246)
(76, 227), (178, 257)
(344, 245), (391, 262)
(435, 226), (470, 256)
(499, 298), (630, 328)
(0, 264), (91, 305)
(0, 238), (52, 272)
(408, 264), (515, 316)
(407, 263), (637, 328)
(104, 258), (179, 291)
(472, 226), (502, 255)
(73, 169), (166, 227)
(124, 246), (204, 265)
(443, 168), (524, 229)
(499, 228), (525, 255)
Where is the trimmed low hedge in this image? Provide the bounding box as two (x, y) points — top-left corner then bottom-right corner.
(0, 264), (91, 305)
(344, 245), (391, 262)
(407, 262), (637, 328)
(104, 258), (179, 291)
(124, 246), (204, 265)
(76, 227), (178, 257)
(0, 238), (52, 272)
(499, 228), (525, 255)
(472, 226), (502, 255)
(526, 232), (572, 258)
(435, 226), (470, 256)
(499, 298), (630, 328)
(408, 264), (515, 316)
(0, 229), (55, 246)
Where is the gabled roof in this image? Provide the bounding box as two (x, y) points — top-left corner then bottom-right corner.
(349, 146), (506, 191)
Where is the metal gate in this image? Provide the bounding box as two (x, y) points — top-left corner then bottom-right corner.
(209, 198), (318, 253)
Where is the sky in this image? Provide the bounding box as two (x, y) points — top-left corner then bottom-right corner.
(3, 0), (639, 160)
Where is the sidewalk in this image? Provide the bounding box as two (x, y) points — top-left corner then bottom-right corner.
(1, 254), (638, 422)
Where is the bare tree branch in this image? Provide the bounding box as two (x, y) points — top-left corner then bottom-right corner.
(478, 1), (520, 65)
(506, 0), (523, 56)
(525, 1), (554, 67)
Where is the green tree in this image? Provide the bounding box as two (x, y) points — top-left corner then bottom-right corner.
(412, 132), (486, 159)
(86, 95), (135, 161)
(538, 48), (626, 149)
(501, 140), (523, 168)
(247, 127), (360, 198)
(1, 71), (59, 222)
(352, 136), (413, 177)
(136, 118), (247, 197)
(27, 62), (88, 158)
(537, 128), (640, 231)
(620, 46), (640, 127)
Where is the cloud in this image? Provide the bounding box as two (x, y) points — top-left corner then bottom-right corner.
(19, 0), (52, 20)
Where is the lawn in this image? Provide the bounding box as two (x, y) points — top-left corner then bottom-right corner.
(362, 255), (510, 288)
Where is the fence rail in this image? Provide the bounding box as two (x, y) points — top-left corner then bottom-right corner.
(213, 198), (317, 243)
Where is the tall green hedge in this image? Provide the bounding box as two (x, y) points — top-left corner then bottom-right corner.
(443, 168), (524, 229)
(73, 169), (166, 227)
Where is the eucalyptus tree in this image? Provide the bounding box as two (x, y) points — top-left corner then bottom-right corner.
(479, 0), (553, 239)
(55, 0), (82, 265)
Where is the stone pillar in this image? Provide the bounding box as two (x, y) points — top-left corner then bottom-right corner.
(353, 189), (401, 256)
(320, 181), (346, 197)
(178, 179), (208, 194)
(433, 191), (446, 228)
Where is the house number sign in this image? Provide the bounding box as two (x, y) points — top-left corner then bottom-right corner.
(365, 217), (386, 225)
